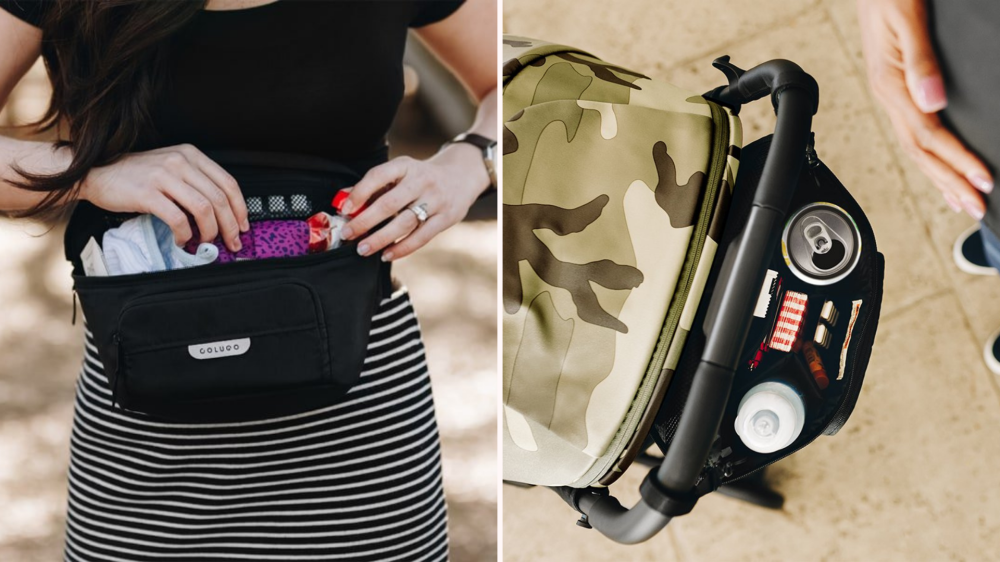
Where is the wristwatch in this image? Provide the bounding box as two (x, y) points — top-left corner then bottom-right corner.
(448, 132), (497, 191)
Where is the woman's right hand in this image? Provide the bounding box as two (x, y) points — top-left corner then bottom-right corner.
(858, 0), (994, 218)
(79, 144), (249, 252)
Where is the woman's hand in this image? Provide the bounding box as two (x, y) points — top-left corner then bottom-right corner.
(339, 0), (497, 262)
(858, 0), (993, 218)
(80, 144), (249, 251)
(339, 143), (491, 261)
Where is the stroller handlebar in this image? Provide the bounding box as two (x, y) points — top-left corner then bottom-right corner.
(701, 89), (815, 368)
(706, 57), (819, 116)
(580, 493), (672, 545)
(559, 60), (817, 545)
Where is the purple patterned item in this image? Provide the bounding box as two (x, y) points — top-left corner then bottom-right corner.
(186, 220), (309, 262)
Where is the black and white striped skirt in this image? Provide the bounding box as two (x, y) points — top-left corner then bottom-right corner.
(63, 289), (449, 561)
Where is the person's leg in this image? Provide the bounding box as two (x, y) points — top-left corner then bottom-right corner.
(974, 223), (1000, 375)
(954, 224), (999, 275)
(980, 222), (1000, 272)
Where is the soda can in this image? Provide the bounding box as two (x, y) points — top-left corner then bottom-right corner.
(781, 202), (861, 286)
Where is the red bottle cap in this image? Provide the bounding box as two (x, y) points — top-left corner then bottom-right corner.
(332, 190), (365, 217)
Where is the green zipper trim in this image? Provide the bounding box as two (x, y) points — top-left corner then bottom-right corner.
(577, 102), (731, 486)
(646, 101), (729, 386)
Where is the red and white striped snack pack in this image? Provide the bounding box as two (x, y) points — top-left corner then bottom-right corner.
(768, 291), (808, 352)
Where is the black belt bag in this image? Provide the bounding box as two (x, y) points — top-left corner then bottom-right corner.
(65, 151), (391, 423)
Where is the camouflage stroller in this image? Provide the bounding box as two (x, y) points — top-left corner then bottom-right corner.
(502, 36), (884, 543)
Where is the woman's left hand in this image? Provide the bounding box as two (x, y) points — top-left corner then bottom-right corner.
(338, 143), (491, 261)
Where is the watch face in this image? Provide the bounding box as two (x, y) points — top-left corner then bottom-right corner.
(486, 143), (498, 167)
(485, 143), (498, 189)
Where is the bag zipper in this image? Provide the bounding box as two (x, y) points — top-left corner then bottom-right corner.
(237, 174), (349, 187)
(642, 100), (730, 406)
(586, 101), (731, 484)
(112, 331), (123, 407)
(114, 278), (326, 345)
(805, 132), (820, 169)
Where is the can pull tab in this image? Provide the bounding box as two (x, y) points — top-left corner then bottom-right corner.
(802, 217), (834, 254)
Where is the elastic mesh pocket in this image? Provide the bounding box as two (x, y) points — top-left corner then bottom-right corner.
(247, 197), (264, 216)
(245, 193), (317, 220)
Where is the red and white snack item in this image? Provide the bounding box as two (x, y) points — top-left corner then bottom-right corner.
(768, 291), (808, 352)
(307, 212), (332, 252)
(306, 190), (364, 253)
(306, 212), (348, 252)
(838, 299), (863, 380)
(326, 214), (348, 248)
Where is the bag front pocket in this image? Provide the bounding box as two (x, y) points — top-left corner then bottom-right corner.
(115, 281), (329, 405)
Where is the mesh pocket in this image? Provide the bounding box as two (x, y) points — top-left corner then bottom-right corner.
(246, 194), (315, 220)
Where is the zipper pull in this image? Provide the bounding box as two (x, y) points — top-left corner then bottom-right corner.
(805, 132), (820, 168)
(112, 332), (123, 407)
(71, 290), (78, 326)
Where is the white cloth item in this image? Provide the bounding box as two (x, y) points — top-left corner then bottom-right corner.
(150, 215), (219, 270)
(327, 214), (348, 250)
(101, 215), (218, 276)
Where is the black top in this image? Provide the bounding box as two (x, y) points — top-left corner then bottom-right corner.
(1, 0), (464, 170)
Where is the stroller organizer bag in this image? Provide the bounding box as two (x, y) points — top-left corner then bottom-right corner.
(502, 36), (883, 543)
(65, 152), (390, 423)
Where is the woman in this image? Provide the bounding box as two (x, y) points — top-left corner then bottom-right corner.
(0, 0), (497, 560)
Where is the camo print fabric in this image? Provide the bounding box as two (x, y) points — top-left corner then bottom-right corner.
(501, 35), (742, 487)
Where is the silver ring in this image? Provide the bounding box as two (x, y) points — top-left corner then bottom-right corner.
(408, 202), (430, 223)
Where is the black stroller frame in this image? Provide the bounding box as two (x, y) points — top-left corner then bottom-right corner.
(545, 58), (821, 544)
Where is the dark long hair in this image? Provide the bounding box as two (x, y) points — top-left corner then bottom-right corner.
(11, 0), (205, 218)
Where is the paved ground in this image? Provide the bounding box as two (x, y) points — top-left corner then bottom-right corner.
(503, 1), (1000, 560)
(0, 52), (497, 561)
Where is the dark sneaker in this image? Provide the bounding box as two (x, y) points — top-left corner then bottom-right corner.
(985, 330), (1000, 376)
(953, 225), (998, 276)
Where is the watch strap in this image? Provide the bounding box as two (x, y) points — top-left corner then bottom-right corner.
(451, 132), (496, 151)
(448, 133), (497, 190)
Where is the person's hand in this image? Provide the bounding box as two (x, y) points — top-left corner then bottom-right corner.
(858, 0), (994, 218)
(339, 143), (491, 261)
(80, 144), (249, 251)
